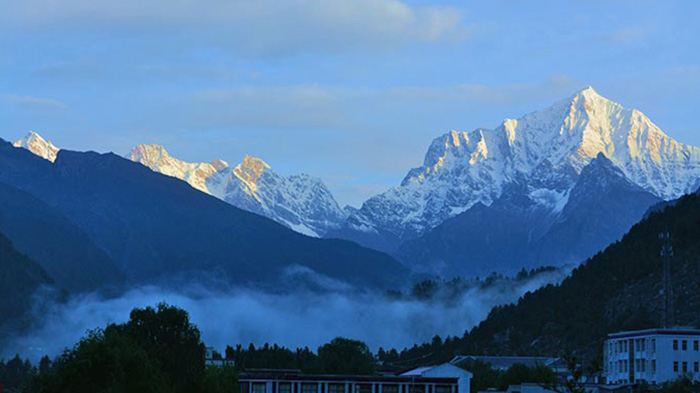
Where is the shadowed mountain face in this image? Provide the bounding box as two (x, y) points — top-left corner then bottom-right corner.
(0, 229), (52, 322)
(464, 189), (700, 360)
(395, 155), (663, 277)
(0, 139), (407, 289)
(0, 181), (123, 292)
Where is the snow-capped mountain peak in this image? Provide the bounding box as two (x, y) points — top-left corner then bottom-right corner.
(220, 155), (347, 236)
(129, 144), (226, 194)
(232, 155), (271, 199)
(128, 145), (346, 237)
(13, 131), (60, 162)
(334, 87), (700, 252)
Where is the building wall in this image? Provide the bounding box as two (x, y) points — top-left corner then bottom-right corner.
(604, 332), (700, 384)
(240, 379), (459, 393)
(417, 363), (471, 393)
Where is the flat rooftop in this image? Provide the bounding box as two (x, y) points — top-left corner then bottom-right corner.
(607, 327), (700, 339)
(239, 372), (458, 384)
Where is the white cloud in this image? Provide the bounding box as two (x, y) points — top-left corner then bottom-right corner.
(606, 27), (648, 44)
(3, 267), (568, 362)
(1, 0), (469, 57)
(176, 85), (353, 129)
(171, 75), (583, 130)
(3, 94), (68, 111)
(384, 74), (584, 105)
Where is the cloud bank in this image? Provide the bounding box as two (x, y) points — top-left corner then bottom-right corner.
(2, 268), (568, 362)
(2, 0), (469, 57)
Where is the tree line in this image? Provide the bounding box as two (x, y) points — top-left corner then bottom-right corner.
(0, 303), (376, 393)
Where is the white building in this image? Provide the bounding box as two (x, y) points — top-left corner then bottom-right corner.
(400, 363), (472, 393)
(205, 346), (234, 367)
(239, 363), (472, 393)
(603, 328), (700, 385)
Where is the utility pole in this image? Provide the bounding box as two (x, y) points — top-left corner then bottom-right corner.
(660, 232), (674, 328)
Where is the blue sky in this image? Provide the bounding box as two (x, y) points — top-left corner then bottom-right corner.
(1, 0), (699, 206)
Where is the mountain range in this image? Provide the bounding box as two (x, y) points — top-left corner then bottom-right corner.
(395, 154), (663, 275)
(0, 138), (406, 293)
(11, 87), (700, 281)
(331, 87), (700, 253)
(129, 144), (347, 237)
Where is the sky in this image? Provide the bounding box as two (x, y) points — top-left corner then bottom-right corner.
(1, 0), (699, 207)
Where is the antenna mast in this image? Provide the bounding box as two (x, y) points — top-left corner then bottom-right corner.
(660, 232), (674, 328)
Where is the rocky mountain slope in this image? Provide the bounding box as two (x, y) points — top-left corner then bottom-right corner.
(330, 87), (700, 254)
(396, 154), (662, 276)
(130, 145), (347, 237)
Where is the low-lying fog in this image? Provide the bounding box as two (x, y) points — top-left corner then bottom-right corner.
(2, 267), (570, 362)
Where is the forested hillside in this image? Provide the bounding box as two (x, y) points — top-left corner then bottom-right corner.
(389, 190), (700, 364)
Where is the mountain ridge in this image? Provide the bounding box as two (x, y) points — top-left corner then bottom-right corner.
(129, 144), (347, 237)
(0, 138), (406, 289)
(395, 154), (662, 276)
(330, 87), (700, 253)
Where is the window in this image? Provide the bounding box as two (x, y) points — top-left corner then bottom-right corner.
(279, 384), (292, 393)
(435, 386), (452, 393)
(652, 339), (656, 352)
(253, 383), (267, 393)
(683, 340), (688, 351)
(355, 384), (372, 393)
(642, 359), (646, 372)
(329, 384), (345, 393)
(674, 362), (679, 372)
(683, 362), (688, 373)
(674, 340), (679, 350)
(695, 340), (699, 351)
(695, 362), (699, 373)
(382, 385), (399, 393)
(409, 386), (425, 393)
(652, 360), (656, 373)
(302, 384), (318, 393)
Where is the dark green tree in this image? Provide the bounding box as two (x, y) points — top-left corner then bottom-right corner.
(30, 303), (207, 393)
(501, 363), (556, 390)
(0, 354), (36, 392)
(317, 337), (375, 375)
(660, 376), (700, 393)
(118, 302), (206, 392)
(34, 328), (168, 393)
(203, 364), (239, 393)
(38, 356), (52, 376)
